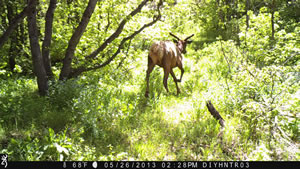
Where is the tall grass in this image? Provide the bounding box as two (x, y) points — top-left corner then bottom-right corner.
(0, 40), (299, 161)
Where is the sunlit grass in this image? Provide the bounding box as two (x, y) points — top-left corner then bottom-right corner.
(1, 39), (299, 161)
(162, 98), (195, 125)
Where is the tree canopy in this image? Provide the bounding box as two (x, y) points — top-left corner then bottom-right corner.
(0, 0), (299, 161)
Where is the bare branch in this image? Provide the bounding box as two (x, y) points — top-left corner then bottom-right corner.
(104, 11), (111, 33)
(219, 40), (231, 73)
(206, 100), (225, 127)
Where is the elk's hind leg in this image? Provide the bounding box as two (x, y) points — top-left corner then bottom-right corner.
(177, 63), (184, 82)
(145, 56), (155, 97)
(170, 69), (181, 95)
(163, 67), (170, 93)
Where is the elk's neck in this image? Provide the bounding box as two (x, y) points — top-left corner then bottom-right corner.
(177, 43), (184, 53)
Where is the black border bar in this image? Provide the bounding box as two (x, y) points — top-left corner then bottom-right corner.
(1, 161), (299, 169)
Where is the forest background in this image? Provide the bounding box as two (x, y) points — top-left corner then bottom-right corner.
(0, 0), (299, 160)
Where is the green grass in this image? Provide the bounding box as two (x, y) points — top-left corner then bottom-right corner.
(0, 41), (299, 161)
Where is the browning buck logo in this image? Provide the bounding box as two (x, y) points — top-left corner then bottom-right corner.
(1, 154), (7, 168)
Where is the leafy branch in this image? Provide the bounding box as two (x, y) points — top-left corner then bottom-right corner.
(0, 0), (35, 48)
(85, 0), (151, 60)
(69, 0), (163, 78)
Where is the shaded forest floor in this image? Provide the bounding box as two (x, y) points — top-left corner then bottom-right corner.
(0, 40), (299, 161)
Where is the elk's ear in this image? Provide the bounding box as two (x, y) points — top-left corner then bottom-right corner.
(173, 39), (178, 44)
(187, 40), (193, 44)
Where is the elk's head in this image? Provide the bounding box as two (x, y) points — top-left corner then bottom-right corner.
(170, 32), (194, 54)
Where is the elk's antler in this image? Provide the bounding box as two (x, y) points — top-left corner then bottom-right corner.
(184, 34), (194, 41)
(169, 32), (180, 40)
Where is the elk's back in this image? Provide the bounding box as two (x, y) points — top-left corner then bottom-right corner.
(149, 41), (181, 67)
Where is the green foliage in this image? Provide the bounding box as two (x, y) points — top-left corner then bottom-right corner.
(239, 11), (300, 67)
(0, 0), (299, 161)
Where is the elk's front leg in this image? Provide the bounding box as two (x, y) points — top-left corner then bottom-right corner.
(145, 57), (155, 97)
(171, 69), (181, 95)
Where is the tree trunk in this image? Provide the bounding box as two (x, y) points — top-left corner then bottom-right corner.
(6, 2), (16, 71)
(59, 0), (98, 80)
(0, 0), (33, 48)
(270, 0), (276, 41)
(235, 0), (240, 45)
(271, 12), (275, 40)
(27, 0), (48, 96)
(42, 0), (57, 79)
(245, 0), (250, 30)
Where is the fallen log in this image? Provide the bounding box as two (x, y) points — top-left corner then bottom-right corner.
(206, 100), (225, 127)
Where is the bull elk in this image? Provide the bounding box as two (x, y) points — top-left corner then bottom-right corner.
(145, 32), (194, 97)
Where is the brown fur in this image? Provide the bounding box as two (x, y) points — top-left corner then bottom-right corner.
(145, 33), (194, 97)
